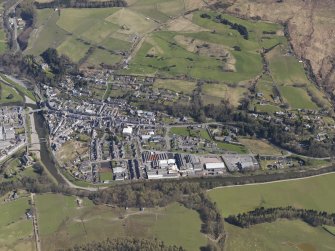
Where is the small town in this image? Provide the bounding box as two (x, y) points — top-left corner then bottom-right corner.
(18, 70), (330, 184)
(0, 0), (334, 250)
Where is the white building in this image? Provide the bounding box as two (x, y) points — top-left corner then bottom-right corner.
(122, 126), (133, 135)
(205, 162), (225, 170)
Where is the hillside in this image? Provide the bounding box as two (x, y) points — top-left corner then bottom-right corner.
(218, 0), (335, 100)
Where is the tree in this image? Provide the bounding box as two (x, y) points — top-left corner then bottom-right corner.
(32, 162), (44, 175)
(6, 93), (13, 99)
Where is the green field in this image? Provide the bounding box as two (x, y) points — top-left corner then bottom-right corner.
(208, 173), (335, 217)
(0, 197), (34, 251)
(0, 2), (7, 54)
(170, 126), (211, 140)
(256, 79), (274, 99)
(123, 9), (286, 82)
(253, 103), (282, 113)
(0, 82), (24, 104)
(202, 84), (246, 107)
(128, 0), (186, 22)
(26, 9), (69, 56)
(36, 194), (207, 250)
(210, 173), (335, 250)
(267, 46), (309, 85)
(324, 225), (335, 236)
(0, 74), (36, 101)
(27, 7), (157, 65)
(239, 138), (283, 155)
(25, 3), (331, 113)
(0, 29), (7, 54)
(278, 85), (318, 110)
(99, 171), (112, 181)
(126, 27), (263, 83)
(216, 141), (248, 154)
(225, 220), (335, 251)
(153, 79), (197, 95)
(85, 48), (123, 66)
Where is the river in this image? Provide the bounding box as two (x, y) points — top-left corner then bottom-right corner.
(33, 112), (66, 184)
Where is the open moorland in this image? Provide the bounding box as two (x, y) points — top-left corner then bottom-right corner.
(221, 0), (335, 99)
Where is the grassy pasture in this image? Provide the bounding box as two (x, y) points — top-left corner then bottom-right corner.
(278, 85), (318, 110)
(256, 77), (274, 100)
(216, 141), (248, 154)
(202, 84), (246, 107)
(192, 11), (282, 50)
(166, 16), (209, 32)
(170, 126), (211, 140)
(127, 10), (270, 82)
(153, 79), (196, 94)
(0, 29), (7, 54)
(56, 8), (118, 34)
(0, 74), (36, 101)
(0, 82), (23, 104)
(253, 103), (281, 113)
(156, 0), (185, 16)
(28, 7), (147, 65)
(57, 37), (91, 63)
(128, 0), (185, 22)
(324, 225), (335, 236)
(225, 220), (335, 251)
(0, 197), (34, 251)
(208, 173), (335, 217)
(239, 138), (283, 155)
(101, 36), (132, 51)
(36, 194), (95, 237)
(267, 46), (309, 85)
(305, 84), (332, 109)
(85, 48), (123, 67)
(26, 9), (69, 56)
(105, 8), (156, 34)
(36, 194), (207, 251)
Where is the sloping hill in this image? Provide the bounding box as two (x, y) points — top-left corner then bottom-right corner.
(218, 0), (335, 101)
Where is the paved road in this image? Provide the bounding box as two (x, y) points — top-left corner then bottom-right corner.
(57, 171), (105, 191)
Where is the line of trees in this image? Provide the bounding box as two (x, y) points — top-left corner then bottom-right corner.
(181, 192), (226, 249)
(226, 206), (335, 228)
(215, 15), (249, 40)
(34, 0), (127, 9)
(62, 237), (185, 251)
